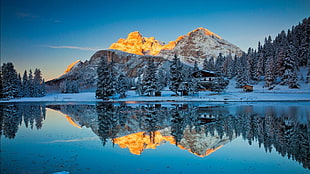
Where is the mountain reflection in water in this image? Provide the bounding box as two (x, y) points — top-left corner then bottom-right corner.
(0, 102), (309, 170)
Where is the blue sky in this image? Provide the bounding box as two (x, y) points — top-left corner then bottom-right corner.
(1, 0), (309, 80)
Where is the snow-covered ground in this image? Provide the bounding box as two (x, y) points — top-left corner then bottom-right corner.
(1, 80), (310, 103)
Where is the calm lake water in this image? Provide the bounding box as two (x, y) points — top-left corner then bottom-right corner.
(1, 102), (309, 174)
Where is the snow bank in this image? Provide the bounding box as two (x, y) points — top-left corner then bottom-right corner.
(1, 90), (309, 103)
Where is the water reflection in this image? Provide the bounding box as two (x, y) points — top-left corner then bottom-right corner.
(0, 102), (309, 170)
(0, 104), (46, 139)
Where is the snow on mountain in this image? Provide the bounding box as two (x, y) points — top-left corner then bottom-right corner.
(47, 49), (171, 89)
(158, 27), (244, 66)
(65, 60), (82, 73)
(47, 27), (244, 89)
(109, 27), (244, 66)
(109, 31), (165, 55)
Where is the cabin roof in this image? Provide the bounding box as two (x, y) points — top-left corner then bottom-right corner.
(192, 70), (217, 78)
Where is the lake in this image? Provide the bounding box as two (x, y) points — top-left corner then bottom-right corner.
(1, 102), (309, 174)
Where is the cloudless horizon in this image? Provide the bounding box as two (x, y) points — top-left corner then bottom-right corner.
(1, 0), (309, 80)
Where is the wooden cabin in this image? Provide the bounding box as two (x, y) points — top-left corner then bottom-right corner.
(192, 70), (217, 82)
(243, 85), (253, 92)
(192, 70), (218, 90)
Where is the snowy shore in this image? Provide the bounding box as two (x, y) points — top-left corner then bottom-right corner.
(2, 80), (309, 103)
(1, 90), (310, 103)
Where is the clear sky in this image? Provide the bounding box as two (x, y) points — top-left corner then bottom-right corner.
(1, 0), (309, 80)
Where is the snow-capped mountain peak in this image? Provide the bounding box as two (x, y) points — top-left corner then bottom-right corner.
(108, 27), (243, 66)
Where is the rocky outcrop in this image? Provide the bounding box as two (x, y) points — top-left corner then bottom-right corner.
(158, 27), (244, 65)
(109, 31), (165, 55)
(47, 49), (170, 89)
(109, 27), (244, 66)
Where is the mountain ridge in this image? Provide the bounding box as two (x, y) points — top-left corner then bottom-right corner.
(109, 27), (243, 64)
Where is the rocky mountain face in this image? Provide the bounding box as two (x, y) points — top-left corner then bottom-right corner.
(47, 49), (170, 89)
(47, 27), (243, 88)
(109, 31), (165, 55)
(109, 27), (244, 66)
(158, 28), (244, 65)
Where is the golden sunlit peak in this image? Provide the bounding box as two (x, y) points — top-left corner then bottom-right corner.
(65, 115), (82, 129)
(65, 60), (81, 73)
(112, 130), (224, 157)
(189, 27), (222, 39)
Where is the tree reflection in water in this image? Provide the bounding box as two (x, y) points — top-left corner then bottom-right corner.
(0, 102), (309, 169)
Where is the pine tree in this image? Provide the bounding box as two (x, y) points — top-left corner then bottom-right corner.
(265, 56), (275, 87)
(22, 70), (29, 97)
(156, 69), (167, 90)
(141, 60), (157, 96)
(246, 48), (255, 81)
(28, 69), (34, 97)
(255, 50), (265, 81)
(236, 55), (249, 88)
(60, 79), (79, 93)
(214, 53), (224, 73)
(117, 74), (128, 98)
(96, 57), (117, 99)
(169, 55), (183, 96)
(2, 63), (20, 99)
(282, 44), (299, 88)
(33, 68), (43, 97)
(0, 69), (3, 99)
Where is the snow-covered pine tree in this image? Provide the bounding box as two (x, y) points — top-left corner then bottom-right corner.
(117, 73), (128, 98)
(16, 74), (22, 98)
(235, 55), (249, 88)
(299, 17), (310, 66)
(60, 79), (79, 93)
(223, 53), (233, 78)
(214, 53), (224, 73)
(207, 57), (215, 71)
(169, 55), (183, 96)
(156, 69), (167, 90)
(202, 58), (208, 71)
(33, 68), (45, 97)
(141, 60), (157, 96)
(96, 57), (117, 99)
(282, 44), (299, 88)
(246, 48), (256, 81)
(2, 63), (20, 99)
(265, 56), (275, 87)
(255, 41), (266, 81)
(21, 70), (29, 97)
(0, 69), (3, 99)
(28, 69), (35, 97)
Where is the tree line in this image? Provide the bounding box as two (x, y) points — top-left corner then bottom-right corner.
(0, 62), (46, 100)
(95, 54), (218, 100)
(223, 17), (310, 88)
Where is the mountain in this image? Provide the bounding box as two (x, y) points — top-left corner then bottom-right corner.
(109, 31), (165, 55)
(47, 49), (171, 88)
(47, 27), (243, 88)
(158, 28), (244, 65)
(109, 27), (244, 65)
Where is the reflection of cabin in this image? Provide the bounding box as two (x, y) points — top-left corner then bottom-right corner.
(192, 70), (218, 90)
(243, 85), (253, 92)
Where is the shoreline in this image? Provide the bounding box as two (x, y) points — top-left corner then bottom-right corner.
(1, 91), (310, 103)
